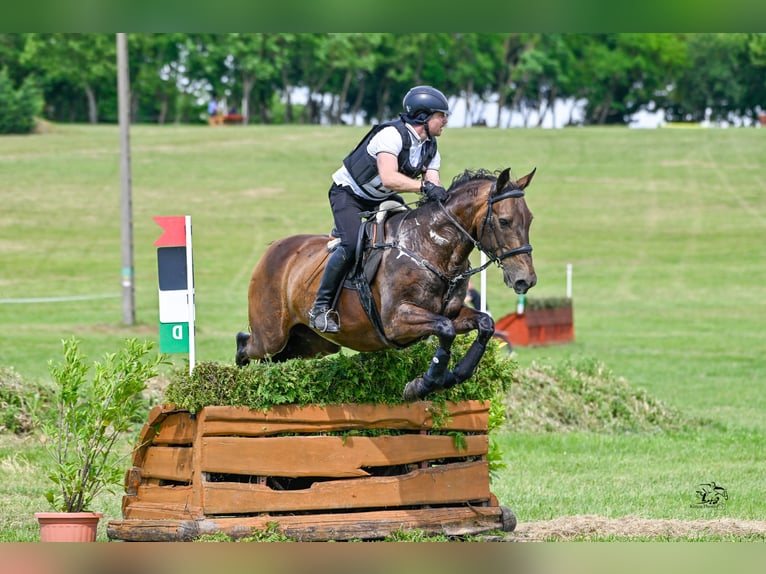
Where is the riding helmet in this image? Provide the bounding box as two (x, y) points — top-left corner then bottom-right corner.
(402, 85), (450, 123)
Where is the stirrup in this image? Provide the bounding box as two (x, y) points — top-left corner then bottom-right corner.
(309, 307), (340, 333)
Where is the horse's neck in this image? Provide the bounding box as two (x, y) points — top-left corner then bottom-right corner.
(394, 202), (477, 273)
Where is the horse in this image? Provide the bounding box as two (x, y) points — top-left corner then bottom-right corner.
(236, 166), (537, 401)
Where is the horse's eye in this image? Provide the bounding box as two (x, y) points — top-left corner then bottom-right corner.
(498, 218), (510, 227)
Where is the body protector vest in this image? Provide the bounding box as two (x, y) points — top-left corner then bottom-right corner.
(342, 119), (437, 200)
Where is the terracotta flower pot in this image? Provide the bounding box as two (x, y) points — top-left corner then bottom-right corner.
(34, 512), (103, 542)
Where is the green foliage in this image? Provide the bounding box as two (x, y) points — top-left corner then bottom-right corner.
(3, 33), (765, 127)
(505, 357), (703, 434)
(164, 335), (515, 413)
(238, 522), (294, 542)
(525, 296), (572, 311)
(41, 337), (166, 512)
(383, 527), (451, 542)
(0, 367), (53, 434)
(194, 532), (233, 542)
(0, 68), (42, 134)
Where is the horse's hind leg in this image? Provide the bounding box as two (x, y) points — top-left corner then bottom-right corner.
(236, 325), (340, 366)
(270, 324), (340, 361)
(235, 331), (253, 366)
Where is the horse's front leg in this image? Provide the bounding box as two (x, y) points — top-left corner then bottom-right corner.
(441, 308), (495, 389)
(392, 307), (457, 402)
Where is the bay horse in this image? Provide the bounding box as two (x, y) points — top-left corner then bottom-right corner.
(236, 167), (537, 401)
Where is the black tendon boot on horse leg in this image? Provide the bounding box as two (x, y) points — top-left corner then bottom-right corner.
(442, 312), (496, 390)
(309, 246), (350, 333)
(403, 346), (452, 401)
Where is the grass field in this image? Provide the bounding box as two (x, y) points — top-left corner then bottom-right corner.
(1, 123), (764, 541)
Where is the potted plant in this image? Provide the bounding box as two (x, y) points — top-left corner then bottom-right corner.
(35, 336), (165, 541)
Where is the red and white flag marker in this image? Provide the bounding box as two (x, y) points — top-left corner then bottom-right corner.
(154, 215), (195, 374)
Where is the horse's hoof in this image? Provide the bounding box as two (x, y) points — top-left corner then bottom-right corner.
(235, 332), (250, 367)
(403, 377), (427, 402)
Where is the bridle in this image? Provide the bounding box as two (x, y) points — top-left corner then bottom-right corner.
(438, 179), (533, 275)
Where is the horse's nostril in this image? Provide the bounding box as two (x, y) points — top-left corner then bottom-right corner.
(514, 280), (530, 294)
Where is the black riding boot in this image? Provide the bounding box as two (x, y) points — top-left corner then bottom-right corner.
(309, 246), (350, 333)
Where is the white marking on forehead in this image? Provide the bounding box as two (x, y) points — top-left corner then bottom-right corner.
(429, 230), (450, 245)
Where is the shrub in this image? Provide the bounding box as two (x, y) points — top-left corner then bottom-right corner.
(0, 69), (43, 135)
(41, 337), (166, 512)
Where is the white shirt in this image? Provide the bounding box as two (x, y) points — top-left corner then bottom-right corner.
(332, 123), (441, 200)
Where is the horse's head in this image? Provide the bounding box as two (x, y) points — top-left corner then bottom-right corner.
(477, 167), (537, 294)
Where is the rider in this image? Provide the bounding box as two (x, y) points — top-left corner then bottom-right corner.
(308, 85), (451, 333)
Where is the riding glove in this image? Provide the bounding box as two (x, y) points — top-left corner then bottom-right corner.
(421, 180), (448, 203)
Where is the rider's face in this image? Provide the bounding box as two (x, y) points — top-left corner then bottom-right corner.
(428, 112), (448, 136)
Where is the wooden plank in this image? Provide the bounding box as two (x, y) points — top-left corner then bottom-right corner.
(133, 484), (193, 505)
(131, 423), (157, 467)
(108, 506), (509, 542)
(142, 446), (193, 482)
(203, 461), (490, 514)
(201, 434), (488, 477)
(146, 405), (165, 426)
(124, 467), (141, 495)
(202, 414), (488, 436)
(200, 401), (488, 435)
(153, 412), (195, 445)
(121, 501), (201, 521)
(189, 408), (206, 511)
(108, 520), (187, 541)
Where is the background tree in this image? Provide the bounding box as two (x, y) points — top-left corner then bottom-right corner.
(0, 68), (43, 134)
(2, 33), (764, 130)
(742, 33), (766, 122)
(569, 33), (687, 125)
(21, 34), (116, 124)
(128, 33), (186, 124)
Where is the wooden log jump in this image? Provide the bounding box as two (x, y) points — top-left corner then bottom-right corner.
(108, 400), (516, 541)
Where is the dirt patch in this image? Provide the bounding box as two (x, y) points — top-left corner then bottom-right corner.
(505, 515), (766, 541)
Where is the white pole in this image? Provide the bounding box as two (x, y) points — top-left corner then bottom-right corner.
(185, 215), (196, 375)
(566, 263), (573, 299)
(479, 252), (487, 313)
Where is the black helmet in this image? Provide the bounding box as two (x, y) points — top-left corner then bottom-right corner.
(402, 85), (449, 124)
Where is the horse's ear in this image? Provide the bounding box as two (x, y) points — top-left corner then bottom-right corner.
(496, 168), (511, 192)
(516, 167), (537, 190)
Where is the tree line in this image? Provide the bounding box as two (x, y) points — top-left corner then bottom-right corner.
(1, 33), (765, 133)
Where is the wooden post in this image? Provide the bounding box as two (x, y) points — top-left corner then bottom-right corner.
(117, 33), (134, 325)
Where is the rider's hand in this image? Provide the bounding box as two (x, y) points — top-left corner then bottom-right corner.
(421, 180), (448, 203)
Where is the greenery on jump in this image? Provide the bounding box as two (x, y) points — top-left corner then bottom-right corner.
(164, 335), (514, 477)
(165, 335), (514, 413)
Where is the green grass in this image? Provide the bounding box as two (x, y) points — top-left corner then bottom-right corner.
(0, 124), (764, 540)
(493, 429), (766, 521)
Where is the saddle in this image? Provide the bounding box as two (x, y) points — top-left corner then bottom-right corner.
(326, 200), (408, 342)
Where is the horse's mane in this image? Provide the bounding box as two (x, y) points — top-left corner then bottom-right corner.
(447, 168), (499, 192)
